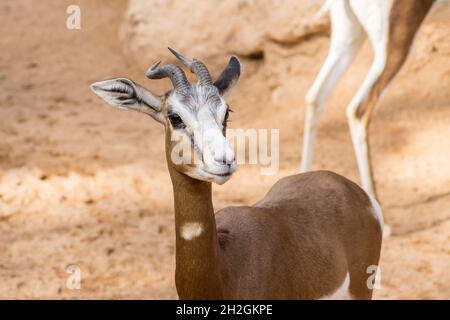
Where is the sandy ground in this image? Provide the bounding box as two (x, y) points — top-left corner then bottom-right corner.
(0, 0), (449, 299)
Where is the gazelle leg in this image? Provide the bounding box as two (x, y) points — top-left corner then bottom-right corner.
(347, 114), (377, 197)
(346, 0), (432, 237)
(345, 0), (394, 199)
(345, 41), (391, 235)
(347, 0), (427, 199)
(301, 0), (364, 172)
(345, 45), (388, 197)
(345, 47), (392, 236)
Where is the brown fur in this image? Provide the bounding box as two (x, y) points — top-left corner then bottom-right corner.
(167, 126), (382, 299)
(92, 46), (385, 300)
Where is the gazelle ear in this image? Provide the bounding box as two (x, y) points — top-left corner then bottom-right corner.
(90, 78), (165, 124)
(214, 56), (241, 98)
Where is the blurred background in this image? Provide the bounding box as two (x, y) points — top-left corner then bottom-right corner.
(0, 0), (449, 299)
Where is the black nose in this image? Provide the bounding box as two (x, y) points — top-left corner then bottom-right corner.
(214, 155), (235, 166)
(218, 160), (232, 167)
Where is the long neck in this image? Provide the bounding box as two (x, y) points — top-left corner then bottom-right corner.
(165, 139), (224, 299)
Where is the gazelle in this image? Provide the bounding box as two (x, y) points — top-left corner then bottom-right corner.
(91, 48), (383, 299)
(301, 0), (436, 198)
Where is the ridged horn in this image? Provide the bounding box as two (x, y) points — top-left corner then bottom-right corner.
(168, 47), (212, 86)
(146, 60), (190, 91)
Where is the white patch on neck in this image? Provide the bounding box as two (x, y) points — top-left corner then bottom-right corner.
(319, 272), (352, 300)
(181, 222), (203, 241)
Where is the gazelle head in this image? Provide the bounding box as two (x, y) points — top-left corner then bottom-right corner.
(90, 48), (241, 185)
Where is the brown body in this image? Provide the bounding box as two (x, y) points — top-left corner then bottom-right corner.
(169, 132), (382, 299)
(92, 48), (383, 300)
(218, 173), (382, 299)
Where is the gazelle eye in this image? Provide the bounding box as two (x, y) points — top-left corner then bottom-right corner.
(168, 112), (186, 129)
(222, 108), (232, 135)
(223, 109), (230, 126)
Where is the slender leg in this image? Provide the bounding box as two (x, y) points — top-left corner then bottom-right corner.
(301, 0), (365, 172)
(346, 0), (430, 199)
(346, 50), (387, 198)
(346, 0), (433, 237)
(345, 0), (393, 199)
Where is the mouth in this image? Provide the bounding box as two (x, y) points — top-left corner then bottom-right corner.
(206, 171), (232, 177)
(202, 169), (233, 177)
(182, 165), (235, 185)
(200, 165), (235, 182)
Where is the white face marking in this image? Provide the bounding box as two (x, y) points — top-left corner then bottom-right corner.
(166, 87), (235, 185)
(181, 222), (203, 241)
(319, 272), (352, 300)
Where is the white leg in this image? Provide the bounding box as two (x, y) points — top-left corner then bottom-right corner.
(346, 50), (387, 197)
(301, 0), (365, 172)
(347, 0), (394, 237)
(347, 120), (376, 195)
(346, 50), (390, 235)
(346, 0), (392, 197)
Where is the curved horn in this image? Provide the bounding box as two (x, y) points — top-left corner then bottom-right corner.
(168, 47), (212, 86)
(146, 60), (190, 91)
